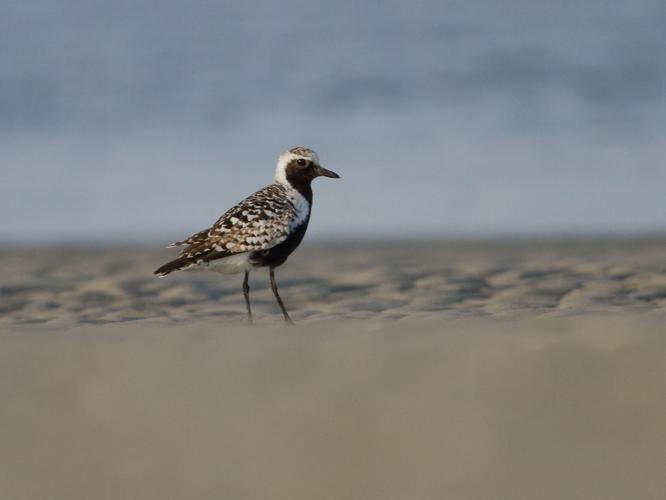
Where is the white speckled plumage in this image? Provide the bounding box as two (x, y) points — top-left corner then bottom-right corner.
(161, 183), (310, 274)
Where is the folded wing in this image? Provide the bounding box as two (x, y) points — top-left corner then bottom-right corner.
(154, 184), (295, 276)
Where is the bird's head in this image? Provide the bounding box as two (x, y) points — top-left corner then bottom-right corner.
(275, 147), (340, 187)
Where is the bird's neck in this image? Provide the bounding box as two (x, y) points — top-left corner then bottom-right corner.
(278, 178), (313, 205)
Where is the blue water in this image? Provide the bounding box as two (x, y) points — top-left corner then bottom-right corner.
(2, 0), (665, 242)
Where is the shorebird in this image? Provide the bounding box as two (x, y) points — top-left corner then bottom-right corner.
(154, 147), (340, 323)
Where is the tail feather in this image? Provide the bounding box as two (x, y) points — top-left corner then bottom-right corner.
(154, 256), (197, 277)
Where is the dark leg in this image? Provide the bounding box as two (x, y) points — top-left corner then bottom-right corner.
(242, 271), (252, 324)
(269, 267), (293, 324)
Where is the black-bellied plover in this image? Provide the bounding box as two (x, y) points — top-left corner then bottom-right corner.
(154, 147), (340, 323)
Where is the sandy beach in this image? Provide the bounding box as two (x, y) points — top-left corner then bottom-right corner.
(4, 0), (666, 496)
(1, 239), (665, 499)
(2, 239), (665, 326)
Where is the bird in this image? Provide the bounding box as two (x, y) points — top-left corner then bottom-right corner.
(154, 146), (340, 324)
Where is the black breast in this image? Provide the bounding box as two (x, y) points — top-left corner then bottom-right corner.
(249, 216), (310, 269)
(250, 175), (313, 269)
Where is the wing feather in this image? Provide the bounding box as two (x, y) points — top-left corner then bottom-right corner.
(155, 184), (296, 275)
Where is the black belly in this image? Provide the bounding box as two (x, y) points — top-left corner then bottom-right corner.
(249, 218), (310, 268)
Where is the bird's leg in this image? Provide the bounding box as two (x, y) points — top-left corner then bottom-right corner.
(242, 271), (252, 325)
(269, 267), (293, 324)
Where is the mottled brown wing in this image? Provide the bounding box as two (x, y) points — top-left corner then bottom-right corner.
(187, 184), (294, 255)
(155, 185), (296, 277)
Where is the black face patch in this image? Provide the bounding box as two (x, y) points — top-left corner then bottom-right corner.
(284, 159), (316, 202)
(285, 160), (316, 182)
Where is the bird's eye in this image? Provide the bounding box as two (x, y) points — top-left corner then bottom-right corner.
(297, 159), (307, 166)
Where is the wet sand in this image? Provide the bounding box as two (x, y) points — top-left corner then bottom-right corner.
(1, 240), (665, 499)
(2, 317), (665, 500)
(1, 239), (665, 325)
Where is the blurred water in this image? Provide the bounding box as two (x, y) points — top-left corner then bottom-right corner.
(1, 0), (665, 242)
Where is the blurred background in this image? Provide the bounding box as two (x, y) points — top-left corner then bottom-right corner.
(2, 0), (665, 243)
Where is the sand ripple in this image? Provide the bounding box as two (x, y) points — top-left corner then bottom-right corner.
(1, 240), (665, 325)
